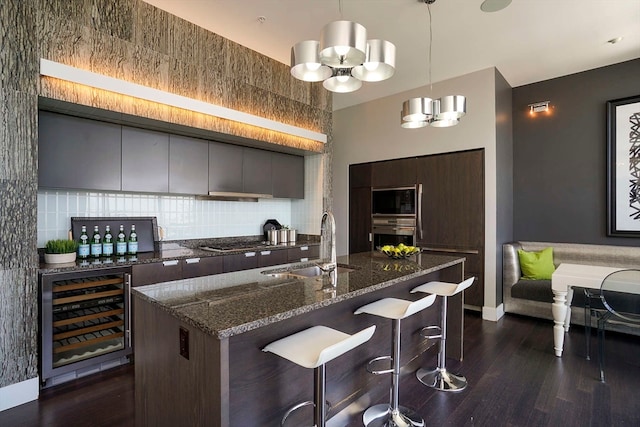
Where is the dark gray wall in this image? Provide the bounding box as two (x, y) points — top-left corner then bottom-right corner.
(512, 59), (640, 246)
(495, 69), (513, 305)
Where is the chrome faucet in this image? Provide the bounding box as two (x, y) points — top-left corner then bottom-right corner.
(320, 211), (337, 271)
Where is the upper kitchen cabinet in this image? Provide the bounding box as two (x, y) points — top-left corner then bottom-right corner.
(272, 152), (304, 199)
(243, 148), (272, 195)
(122, 127), (169, 193)
(209, 142), (243, 193)
(38, 111), (122, 191)
(371, 158), (416, 188)
(169, 135), (208, 195)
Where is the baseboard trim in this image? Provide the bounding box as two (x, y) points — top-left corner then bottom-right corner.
(0, 377), (39, 412)
(482, 304), (505, 322)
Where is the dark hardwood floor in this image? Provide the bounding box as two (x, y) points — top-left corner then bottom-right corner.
(2, 312), (638, 426)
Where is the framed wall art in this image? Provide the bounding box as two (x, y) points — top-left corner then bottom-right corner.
(607, 94), (640, 236)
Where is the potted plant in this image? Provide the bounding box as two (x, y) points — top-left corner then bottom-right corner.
(44, 239), (78, 264)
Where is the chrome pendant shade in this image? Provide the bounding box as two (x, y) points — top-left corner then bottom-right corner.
(291, 20), (395, 93)
(401, 0), (466, 128)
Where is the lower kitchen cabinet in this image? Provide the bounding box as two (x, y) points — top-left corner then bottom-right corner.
(288, 245), (320, 263)
(132, 260), (183, 287)
(224, 251), (259, 273)
(257, 249), (288, 267)
(182, 256), (224, 279)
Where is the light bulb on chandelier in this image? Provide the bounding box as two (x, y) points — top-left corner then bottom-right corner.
(401, 0), (466, 129)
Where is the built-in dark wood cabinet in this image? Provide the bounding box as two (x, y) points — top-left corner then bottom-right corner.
(349, 163), (373, 254)
(132, 259), (183, 287)
(122, 127), (169, 193)
(209, 142), (244, 193)
(257, 249), (289, 267)
(416, 149), (485, 307)
(243, 148), (272, 195)
(287, 245), (320, 263)
(371, 158), (416, 187)
(182, 256), (224, 279)
(169, 135), (209, 195)
(272, 152), (304, 199)
(38, 111), (122, 191)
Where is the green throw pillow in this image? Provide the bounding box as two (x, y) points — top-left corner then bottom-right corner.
(517, 247), (556, 280)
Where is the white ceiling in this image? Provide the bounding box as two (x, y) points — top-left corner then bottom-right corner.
(144, 0), (640, 111)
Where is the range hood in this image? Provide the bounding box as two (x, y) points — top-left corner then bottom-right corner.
(195, 191), (273, 202)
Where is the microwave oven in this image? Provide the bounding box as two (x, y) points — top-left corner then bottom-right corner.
(372, 185), (419, 216)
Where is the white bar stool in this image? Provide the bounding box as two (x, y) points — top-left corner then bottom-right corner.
(410, 277), (476, 392)
(354, 294), (437, 427)
(263, 325), (376, 427)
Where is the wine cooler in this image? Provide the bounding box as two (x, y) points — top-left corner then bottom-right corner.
(40, 267), (132, 388)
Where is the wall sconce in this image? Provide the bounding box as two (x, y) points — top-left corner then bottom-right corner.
(528, 101), (550, 115)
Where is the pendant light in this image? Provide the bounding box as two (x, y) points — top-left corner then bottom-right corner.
(290, 1), (396, 93)
(401, 0), (466, 128)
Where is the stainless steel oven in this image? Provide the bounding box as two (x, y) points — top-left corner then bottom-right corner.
(371, 216), (417, 249)
(372, 185), (419, 216)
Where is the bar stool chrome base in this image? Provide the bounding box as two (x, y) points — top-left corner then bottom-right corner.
(363, 403), (425, 427)
(416, 367), (467, 392)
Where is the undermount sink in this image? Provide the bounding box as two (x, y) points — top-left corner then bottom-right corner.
(262, 265), (355, 279)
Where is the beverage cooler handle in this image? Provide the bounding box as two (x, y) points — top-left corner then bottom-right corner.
(125, 272), (132, 348)
(417, 183), (423, 240)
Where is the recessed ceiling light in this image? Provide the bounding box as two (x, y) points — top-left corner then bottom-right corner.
(480, 0), (512, 13)
(607, 36), (623, 44)
(257, 16), (266, 24)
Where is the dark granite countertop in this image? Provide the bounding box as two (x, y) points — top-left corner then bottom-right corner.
(132, 251), (464, 340)
(38, 236), (320, 274)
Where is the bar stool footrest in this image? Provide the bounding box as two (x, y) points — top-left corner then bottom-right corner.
(366, 355), (394, 375)
(281, 400), (332, 427)
(419, 325), (442, 340)
(362, 403), (425, 427)
(416, 367), (467, 392)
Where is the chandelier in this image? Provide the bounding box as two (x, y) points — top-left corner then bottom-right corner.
(401, 0), (466, 128)
(290, 10), (396, 93)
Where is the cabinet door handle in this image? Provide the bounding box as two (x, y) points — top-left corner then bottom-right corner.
(125, 273), (132, 348)
(260, 251), (271, 256)
(245, 252), (256, 257)
(301, 257), (309, 262)
(163, 260), (179, 266)
(300, 246), (309, 251)
(185, 258), (200, 264)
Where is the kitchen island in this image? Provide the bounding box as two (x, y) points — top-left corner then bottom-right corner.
(133, 251), (465, 426)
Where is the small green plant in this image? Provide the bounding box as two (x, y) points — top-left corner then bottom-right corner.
(45, 239), (78, 254)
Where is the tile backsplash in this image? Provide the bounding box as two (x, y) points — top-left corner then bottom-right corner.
(37, 155), (323, 246)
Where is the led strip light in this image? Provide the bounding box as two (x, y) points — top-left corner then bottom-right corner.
(40, 59), (327, 143)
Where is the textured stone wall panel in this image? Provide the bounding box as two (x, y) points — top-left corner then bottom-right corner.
(91, 0), (133, 41)
(0, 179), (38, 269)
(0, 91), (38, 182)
(0, 268), (39, 388)
(133, 0), (169, 55)
(1, 1), (38, 92)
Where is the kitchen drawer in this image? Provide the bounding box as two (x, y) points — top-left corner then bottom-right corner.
(182, 256), (224, 279)
(224, 251), (259, 273)
(132, 260), (182, 287)
(287, 245), (320, 263)
(257, 249), (288, 268)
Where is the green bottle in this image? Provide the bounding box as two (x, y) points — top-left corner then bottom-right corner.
(102, 225), (113, 257)
(78, 225), (90, 259)
(128, 224), (138, 255)
(116, 225), (127, 256)
(90, 225), (102, 258)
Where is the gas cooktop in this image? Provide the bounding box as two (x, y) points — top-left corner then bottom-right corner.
(199, 241), (267, 253)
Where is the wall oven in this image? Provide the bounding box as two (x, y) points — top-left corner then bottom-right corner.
(371, 185), (422, 249)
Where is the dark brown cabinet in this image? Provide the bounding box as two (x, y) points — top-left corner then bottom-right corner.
(169, 135), (209, 195)
(38, 111), (122, 191)
(416, 149), (485, 307)
(349, 163), (372, 254)
(243, 148), (272, 195)
(287, 245), (320, 263)
(224, 251), (259, 273)
(257, 249), (289, 267)
(132, 259), (182, 287)
(122, 127), (169, 193)
(272, 152), (304, 199)
(371, 158), (416, 187)
(182, 256), (224, 279)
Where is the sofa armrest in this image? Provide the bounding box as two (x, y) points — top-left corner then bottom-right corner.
(503, 242), (522, 291)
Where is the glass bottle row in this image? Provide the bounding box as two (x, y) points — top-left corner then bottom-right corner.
(78, 224), (138, 259)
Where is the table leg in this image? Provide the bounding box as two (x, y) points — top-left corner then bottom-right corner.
(564, 288), (574, 332)
(552, 290), (567, 357)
